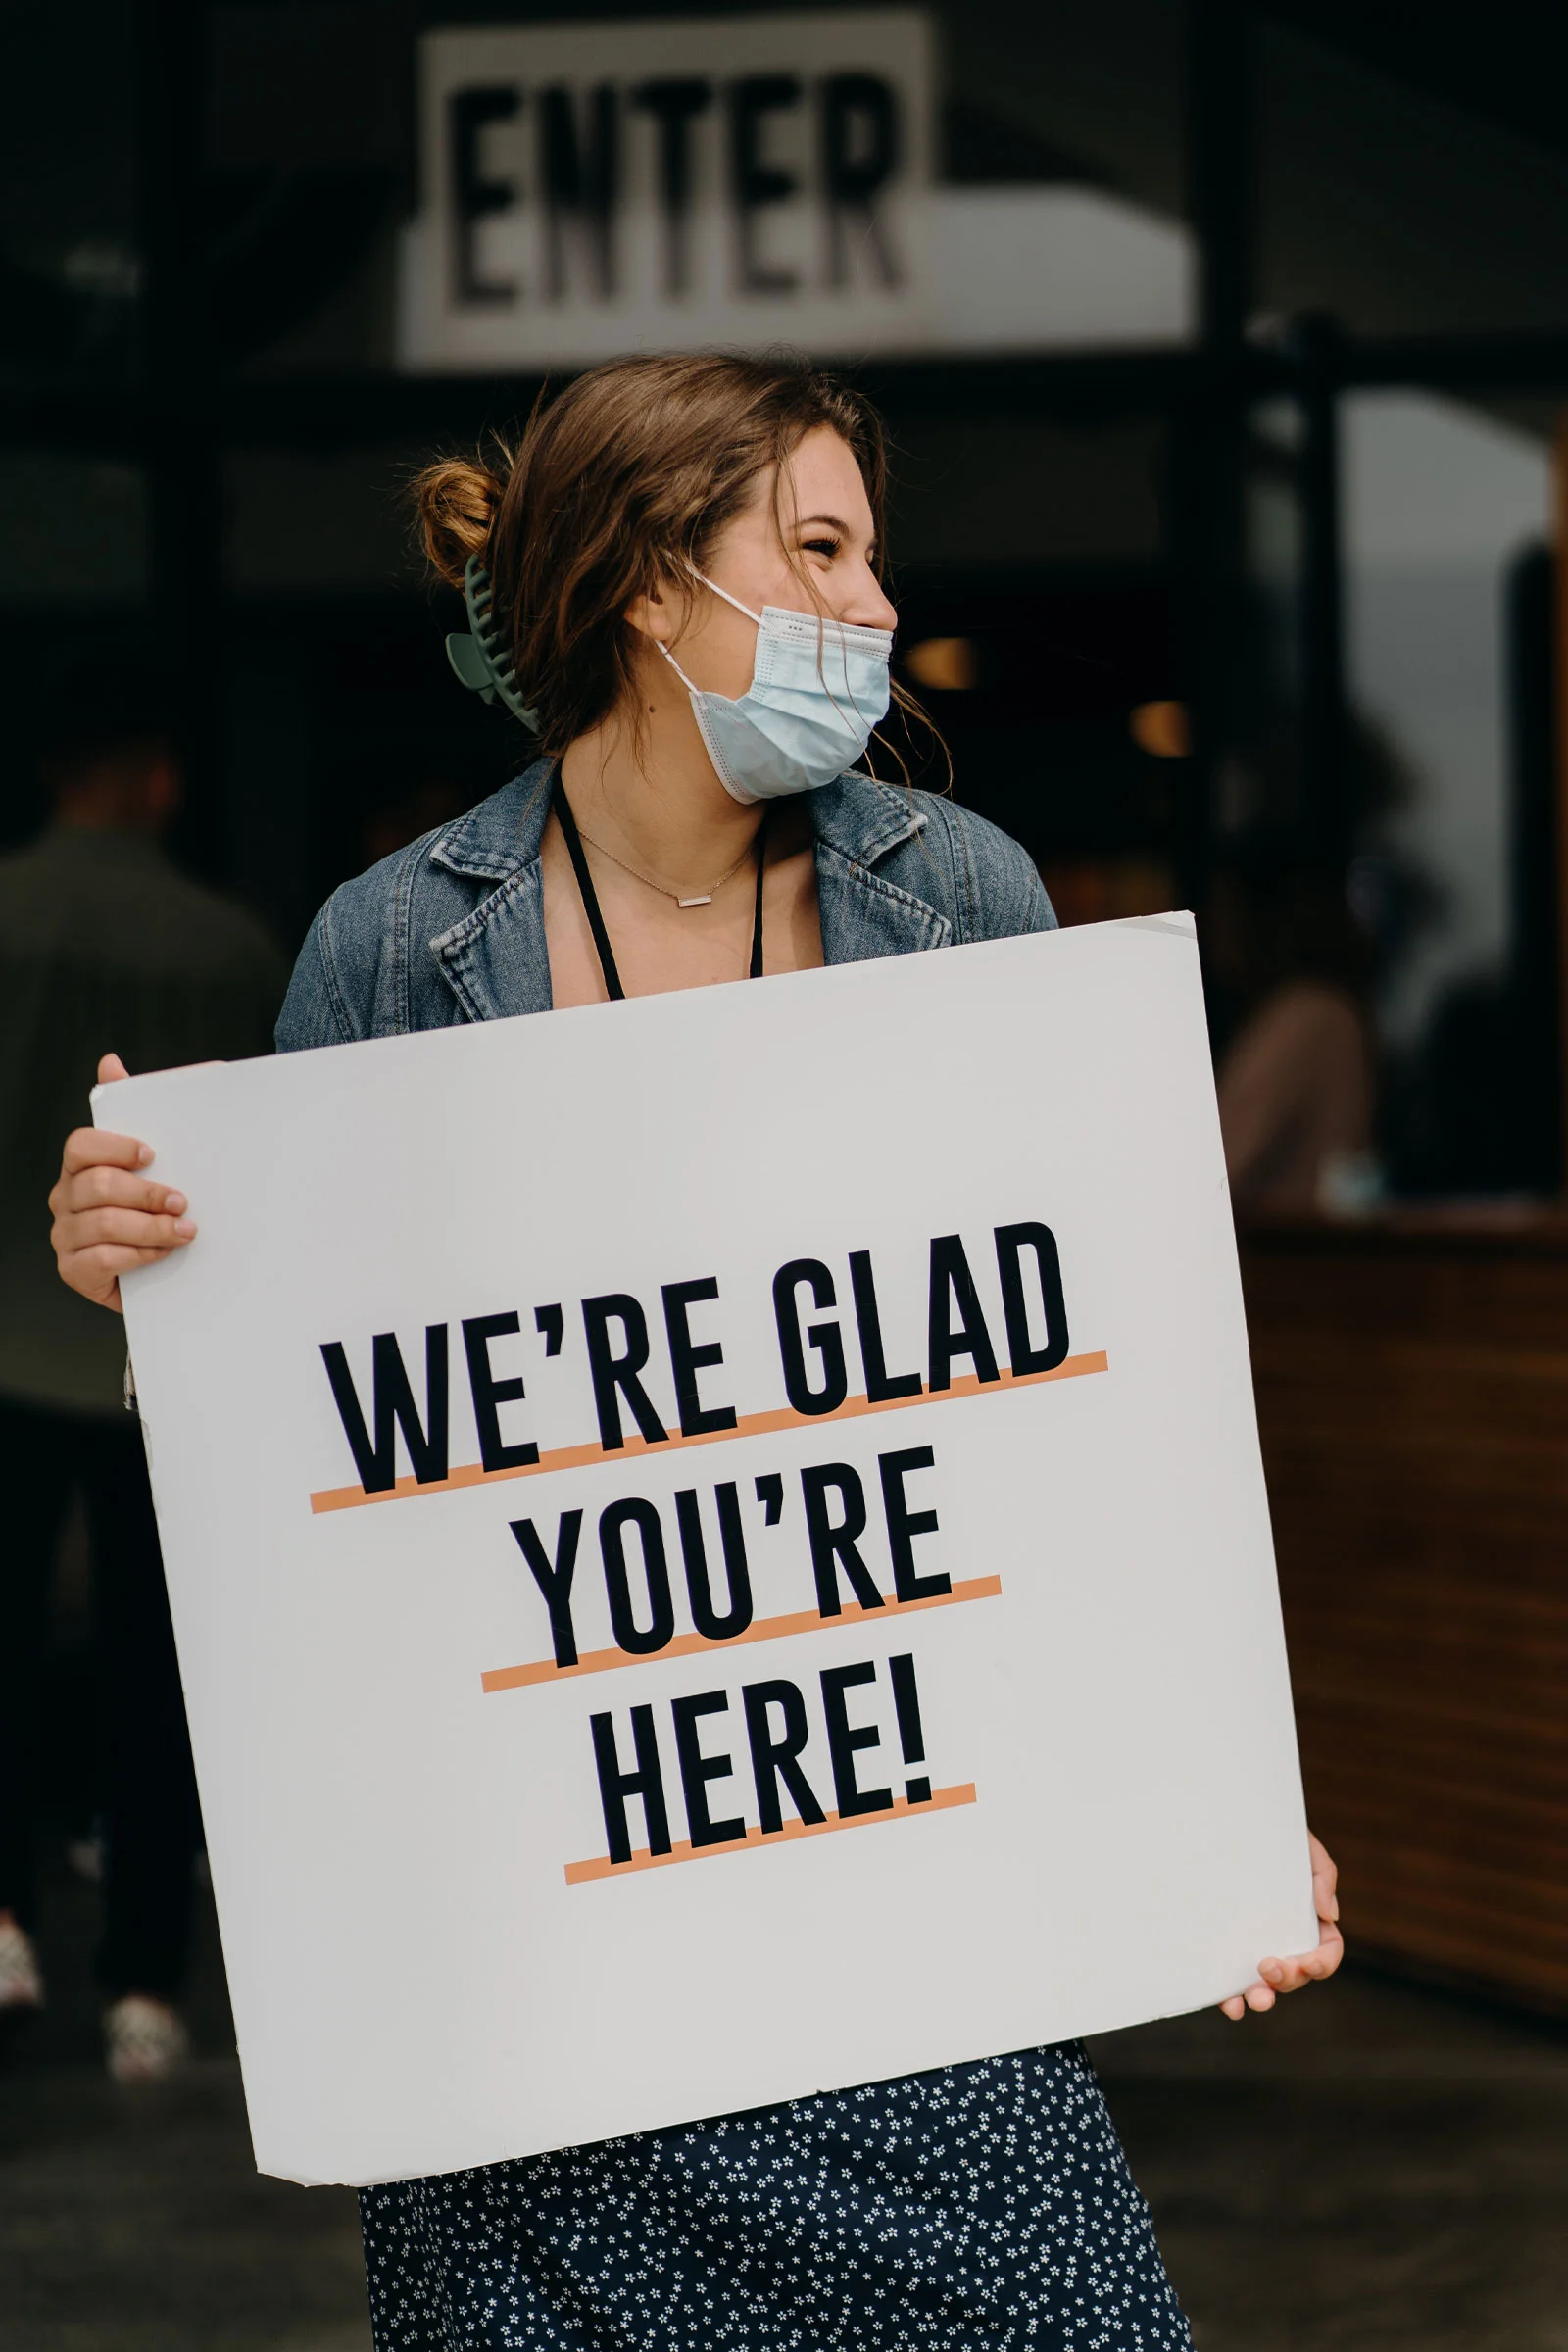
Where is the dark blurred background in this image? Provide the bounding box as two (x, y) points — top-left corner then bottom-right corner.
(3, 4), (1567, 2347)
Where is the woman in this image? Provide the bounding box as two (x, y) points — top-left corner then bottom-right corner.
(50, 353), (1341, 2349)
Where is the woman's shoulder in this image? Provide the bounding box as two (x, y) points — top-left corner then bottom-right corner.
(275, 766), (1055, 1052)
(824, 776), (1057, 944)
(275, 765), (554, 1051)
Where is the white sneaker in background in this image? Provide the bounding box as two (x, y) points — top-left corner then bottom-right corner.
(104, 1993), (190, 2083)
(0, 1919), (44, 2011)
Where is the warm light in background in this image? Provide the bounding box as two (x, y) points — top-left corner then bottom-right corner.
(1040, 858), (1175, 928)
(1129, 699), (1191, 757)
(904, 636), (979, 690)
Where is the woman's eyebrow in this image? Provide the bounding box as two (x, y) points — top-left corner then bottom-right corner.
(793, 512), (852, 536)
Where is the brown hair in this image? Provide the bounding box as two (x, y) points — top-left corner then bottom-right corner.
(412, 351), (892, 757)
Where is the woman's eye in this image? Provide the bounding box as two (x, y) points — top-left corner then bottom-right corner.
(803, 535), (840, 560)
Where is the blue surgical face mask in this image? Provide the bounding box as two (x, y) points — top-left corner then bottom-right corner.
(658, 571), (893, 805)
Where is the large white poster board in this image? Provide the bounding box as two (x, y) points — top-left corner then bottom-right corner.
(106, 915), (1313, 2188)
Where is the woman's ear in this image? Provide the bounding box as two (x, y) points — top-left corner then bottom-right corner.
(623, 578), (675, 644)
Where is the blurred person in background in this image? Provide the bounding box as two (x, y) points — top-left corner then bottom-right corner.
(1207, 837), (1378, 1216)
(0, 655), (289, 2079)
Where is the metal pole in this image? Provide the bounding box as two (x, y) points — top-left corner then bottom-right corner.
(1188, 0), (1250, 359)
(133, 0), (222, 873)
(1552, 415), (1568, 1191)
(1175, 0), (1251, 916)
(1292, 314), (1348, 869)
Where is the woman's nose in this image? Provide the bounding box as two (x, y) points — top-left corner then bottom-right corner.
(839, 566), (898, 632)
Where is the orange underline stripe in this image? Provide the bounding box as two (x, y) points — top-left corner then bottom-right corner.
(309, 1351), (1109, 1515)
(480, 1573), (1003, 1695)
(564, 1783), (978, 1885)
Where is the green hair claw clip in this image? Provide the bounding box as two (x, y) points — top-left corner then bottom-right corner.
(445, 554), (540, 733)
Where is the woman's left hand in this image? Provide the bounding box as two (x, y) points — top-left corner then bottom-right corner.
(1219, 1831), (1343, 2021)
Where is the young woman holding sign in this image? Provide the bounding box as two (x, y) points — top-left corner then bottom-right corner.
(51, 353), (1342, 2350)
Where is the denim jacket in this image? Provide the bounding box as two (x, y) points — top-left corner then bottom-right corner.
(274, 760), (1054, 1050)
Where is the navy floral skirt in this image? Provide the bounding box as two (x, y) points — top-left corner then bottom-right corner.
(360, 2042), (1191, 2350)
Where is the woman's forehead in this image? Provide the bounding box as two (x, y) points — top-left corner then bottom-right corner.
(765, 431), (872, 527)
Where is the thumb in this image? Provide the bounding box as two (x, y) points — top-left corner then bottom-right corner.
(97, 1053), (130, 1084)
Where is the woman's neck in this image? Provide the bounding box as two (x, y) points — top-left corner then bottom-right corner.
(559, 692), (761, 895)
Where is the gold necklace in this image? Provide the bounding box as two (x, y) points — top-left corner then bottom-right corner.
(572, 819), (765, 908)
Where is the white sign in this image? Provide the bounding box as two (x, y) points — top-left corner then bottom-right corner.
(398, 11), (1193, 368)
(109, 916), (1312, 2188)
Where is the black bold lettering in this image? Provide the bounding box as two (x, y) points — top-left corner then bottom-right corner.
(888, 1650), (931, 1804)
(449, 85), (519, 307)
(320, 1326), (449, 1494)
(600, 1497), (675, 1656)
(671, 1690), (745, 1846)
(509, 1510), (583, 1667)
(849, 1250), (922, 1401)
(743, 1679), (826, 1833)
(662, 1277), (737, 1437)
(995, 1222), (1070, 1375)
(879, 1446), (949, 1601)
(800, 1463), (884, 1616)
(820, 1661), (893, 1817)
(820, 72), (901, 286)
(590, 1705), (670, 1864)
(631, 75), (712, 292)
(582, 1294), (669, 1450)
(728, 72), (801, 292)
(463, 1311), (539, 1471)
(676, 1485), (754, 1641)
(539, 81), (618, 296)
(926, 1235), (1000, 1393)
(772, 1258), (848, 1415)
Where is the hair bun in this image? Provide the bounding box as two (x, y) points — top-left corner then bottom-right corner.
(412, 450), (509, 590)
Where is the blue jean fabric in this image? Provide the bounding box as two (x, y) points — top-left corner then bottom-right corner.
(273, 764), (1054, 1051)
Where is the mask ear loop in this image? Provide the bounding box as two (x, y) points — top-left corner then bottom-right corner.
(656, 640), (704, 696)
(652, 571), (757, 802)
(655, 561), (763, 696)
(689, 568), (765, 628)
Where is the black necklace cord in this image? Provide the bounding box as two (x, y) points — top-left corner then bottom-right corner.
(553, 771), (625, 1001)
(749, 804), (771, 979)
(554, 769), (771, 1001)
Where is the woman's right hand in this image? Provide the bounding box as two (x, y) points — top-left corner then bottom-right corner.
(49, 1053), (196, 1315)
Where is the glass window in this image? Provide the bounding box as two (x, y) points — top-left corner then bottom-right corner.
(1342, 390), (1554, 1192)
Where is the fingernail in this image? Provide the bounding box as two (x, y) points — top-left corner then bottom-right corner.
(174, 1218), (196, 1240)
(165, 1192), (187, 1215)
(1261, 1961), (1283, 1984)
(137, 1145), (153, 1166)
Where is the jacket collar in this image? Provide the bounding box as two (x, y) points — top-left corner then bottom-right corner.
(429, 761), (556, 885)
(425, 760), (939, 1022)
(430, 760), (926, 884)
